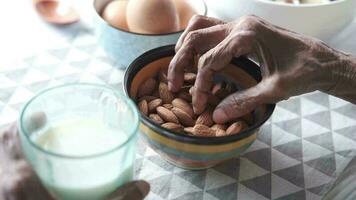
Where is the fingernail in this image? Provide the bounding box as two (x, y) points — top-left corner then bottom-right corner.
(213, 108), (228, 124)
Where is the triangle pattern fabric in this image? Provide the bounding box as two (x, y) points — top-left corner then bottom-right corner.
(333, 104), (356, 120)
(213, 158), (239, 179)
(275, 118), (302, 137)
(277, 97), (301, 116)
(334, 125), (356, 142)
(240, 173), (271, 199)
(274, 140), (303, 161)
(176, 170), (207, 190)
(205, 169), (237, 190)
(168, 175), (202, 199)
(301, 96), (328, 116)
(239, 158), (269, 182)
(47, 48), (70, 60)
(304, 111), (331, 129)
(330, 110), (356, 130)
(237, 184), (269, 200)
(274, 164), (305, 188)
(275, 190), (306, 200)
(243, 148), (271, 171)
(304, 92), (330, 108)
(272, 124), (301, 147)
(271, 173), (302, 199)
(304, 132), (334, 152)
(271, 148), (301, 172)
(257, 123), (272, 145)
(304, 154), (336, 177)
(206, 183), (238, 200)
(173, 191), (204, 200)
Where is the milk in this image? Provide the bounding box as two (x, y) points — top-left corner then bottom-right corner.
(32, 117), (133, 200)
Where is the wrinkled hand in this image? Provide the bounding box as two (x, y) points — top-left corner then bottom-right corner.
(0, 124), (149, 200)
(168, 15), (350, 123)
(0, 124), (54, 200)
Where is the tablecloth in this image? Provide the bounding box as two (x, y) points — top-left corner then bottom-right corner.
(1, 28), (356, 200)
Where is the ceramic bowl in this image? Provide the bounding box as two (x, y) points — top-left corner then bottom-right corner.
(123, 45), (275, 170)
(205, 0), (356, 40)
(93, 0), (207, 68)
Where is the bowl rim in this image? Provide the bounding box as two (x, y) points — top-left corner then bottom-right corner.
(93, 0), (208, 36)
(124, 45), (275, 145)
(255, 0), (348, 7)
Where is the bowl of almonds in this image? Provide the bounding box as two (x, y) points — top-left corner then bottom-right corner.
(124, 45), (275, 170)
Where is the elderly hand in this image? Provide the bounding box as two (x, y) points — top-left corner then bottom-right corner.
(0, 124), (149, 200)
(168, 15), (356, 124)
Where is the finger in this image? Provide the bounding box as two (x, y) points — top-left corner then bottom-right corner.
(168, 24), (229, 92)
(213, 78), (282, 124)
(106, 180), (150, 200)
(192, 28), (260, 114)
(176, 15), (225, 52)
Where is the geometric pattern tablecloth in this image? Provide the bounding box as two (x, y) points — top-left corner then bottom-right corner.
(1, 29), (356, 200)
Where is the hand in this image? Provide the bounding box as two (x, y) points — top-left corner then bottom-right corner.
(168, 15), (354, 124)
(0, 124), (149, 200)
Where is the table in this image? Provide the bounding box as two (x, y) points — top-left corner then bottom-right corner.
(1, 2), (356, 200)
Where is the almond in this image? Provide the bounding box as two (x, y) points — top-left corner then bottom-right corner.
(211, 124), (227, 137)
(148, 98), (163, 112)
(192, 124), (215, 137)
(226, 121), (248, 135)
(215, 129), (226, 137)
(172, 107), (195, 127)
(181, 84), (193, 93)
(189, 86), (194, 95)
(211, 124), (227, 131)
(157, 106), (179, 124)
(177, 91), (192, 102)
(172, 98), (194, 118)
(138, 100), (148, 116)
(162, 122), (183, 132)
(184, 127), (194, 135)
(139, 96), (157, 102)
(184, 73), (196, 83)
(137, 78), (157, 98)
(149, 114), (164, 125)
(162, 104), (173, 110)
(159, 68), (168, 83)
(196, 109), (214, 127)
(159, 82), (174, 104)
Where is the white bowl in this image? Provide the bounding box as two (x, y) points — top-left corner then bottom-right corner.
(205, 0), (356, 40)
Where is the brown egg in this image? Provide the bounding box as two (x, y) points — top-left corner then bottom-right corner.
(102, 0), (129, 30)
(126, 0), (180, 34)
(174, 0), (197, 30)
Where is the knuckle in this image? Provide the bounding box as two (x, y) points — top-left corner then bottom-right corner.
(185, 31), (201, 45)
(190, 14), (207, 25)
(238, 15), (261, 30)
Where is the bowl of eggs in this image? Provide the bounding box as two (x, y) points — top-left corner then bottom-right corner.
(93, 0), (207, 68)
(205, 0), (356, 40)
(124, 45), (275, 169)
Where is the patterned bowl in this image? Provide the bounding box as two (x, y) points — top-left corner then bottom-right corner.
(124, 45), (275, 170)
(93, 0), (207, 68)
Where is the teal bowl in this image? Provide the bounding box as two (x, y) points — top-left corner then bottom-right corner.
(93, 0), (207, 68)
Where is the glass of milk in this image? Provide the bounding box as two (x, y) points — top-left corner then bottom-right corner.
(18, 83), (139, 200)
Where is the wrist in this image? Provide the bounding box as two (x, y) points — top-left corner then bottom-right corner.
(321, 52), (356, 98)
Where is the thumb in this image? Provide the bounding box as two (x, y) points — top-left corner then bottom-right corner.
(213, 80), (280, 124)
